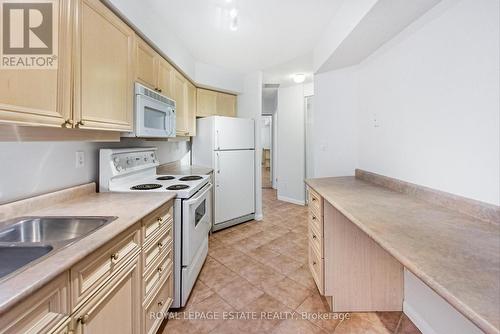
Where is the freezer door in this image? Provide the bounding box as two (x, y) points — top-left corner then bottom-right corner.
(214, 117), (255, 150)
(214, 150), (255, 225)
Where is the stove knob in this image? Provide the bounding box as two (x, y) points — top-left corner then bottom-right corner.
(144, 157), (148, 162)
(126, 158), (132, 165)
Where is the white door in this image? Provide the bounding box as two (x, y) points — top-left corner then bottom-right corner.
(214, 117), (255, 150)
(214, 150), (255, 225)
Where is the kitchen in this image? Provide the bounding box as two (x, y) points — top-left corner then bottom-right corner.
(0, 0), (499, 334)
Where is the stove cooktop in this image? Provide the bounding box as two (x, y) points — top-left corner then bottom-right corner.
(130, 184), (163, 190)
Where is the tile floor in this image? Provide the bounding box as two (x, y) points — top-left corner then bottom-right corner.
(162, 189), (421, 334)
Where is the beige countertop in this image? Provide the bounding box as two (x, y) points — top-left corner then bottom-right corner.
(0, 184), (175, 314)
(157, 163), (213, 176)
(305, 177), (500, 334)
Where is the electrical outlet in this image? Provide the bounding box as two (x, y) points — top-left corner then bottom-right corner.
(373, 113), (380, 128)
(76, 151), (85, 168)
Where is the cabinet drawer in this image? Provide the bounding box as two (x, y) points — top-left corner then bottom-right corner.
(142, 202), (173, 246)
(308, 223), (323, 258)
(143, 250), (173, 302)
(308, 244), (324, 294)
(70, 226), (140, 309)
(0, 273), (70, 334)
(308, 188), (323, 217)
(143, 221), (173, 274)
(143, 270), (173, 334)
(308, 210), (323, 237)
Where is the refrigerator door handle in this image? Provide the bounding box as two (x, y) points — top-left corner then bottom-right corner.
(216, 130), (220, 150)
(215, 153), (221, 187)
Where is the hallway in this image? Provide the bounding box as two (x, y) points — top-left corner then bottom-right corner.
(163, 189), (420, 333)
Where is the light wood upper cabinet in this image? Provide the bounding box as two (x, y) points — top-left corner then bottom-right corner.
(0, 0), (72, 128)
(186, 82), (197, 136)
(172, 70), (189, 136)
(73, 0), (134, 131)
(217, 93), (237, 117)
(135, 38), (157, 90)
(196, 89), (217, 117)
(135, 38), (174, 98)
(196, 89), (237, 118)
(157, 59), (175, 98)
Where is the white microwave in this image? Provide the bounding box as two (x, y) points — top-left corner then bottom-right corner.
(123, 83), (176, 138)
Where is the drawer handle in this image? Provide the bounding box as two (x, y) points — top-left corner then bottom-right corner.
(312, 216), (317, 221)
(157, 266), (164, 274)
(158, 300), (165, 307)
(312, 234), (317, 239)
(110, 253), (119, 262)
(313, 261), (317, 266)
(312, 197), (317, 202)
(78, 314), (89, 325)
(158, 241), (164, 249)
(157, 217), (163, 226)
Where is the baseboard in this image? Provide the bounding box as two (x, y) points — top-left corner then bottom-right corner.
(403, 301), (437, 334)
(277, 195), (305, 206)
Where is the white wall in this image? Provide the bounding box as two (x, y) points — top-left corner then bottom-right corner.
(357, 0), (500, 205)
(276, 85), (306, 205)
(261, 117), (272, 150)
(313, 67), (359, 177)
(237, 72), (264, 220)
(0, 140), (190, 204)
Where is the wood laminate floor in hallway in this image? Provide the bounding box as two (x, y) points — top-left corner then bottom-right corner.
(162, 189), (421, 334)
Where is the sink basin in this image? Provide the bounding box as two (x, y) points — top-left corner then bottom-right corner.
(0, 246), (53, 279)
(0, 216), (117, 281)
(0, 216), (116, 243)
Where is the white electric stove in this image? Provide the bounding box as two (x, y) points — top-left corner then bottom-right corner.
(99, 147), (212, 308)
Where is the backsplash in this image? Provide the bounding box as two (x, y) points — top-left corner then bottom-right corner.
(0, 139), (190, 204)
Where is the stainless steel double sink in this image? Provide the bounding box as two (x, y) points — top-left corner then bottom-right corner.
(0, 216), (117, 280)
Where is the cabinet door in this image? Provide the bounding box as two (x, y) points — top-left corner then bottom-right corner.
(74, 0), (134, 131)
(0, 0), (72, 128)
(196, 89), (217, 117)
(135, 37), (157, 90)
(217, 93), (237, 117)
(157, 58), (174, 98)
(73, 256), (140, 334)
(186, 82), (197, 136)
(172, 71), (188, 136)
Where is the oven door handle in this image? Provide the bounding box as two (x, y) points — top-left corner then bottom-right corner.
(185, 183), (212, 205)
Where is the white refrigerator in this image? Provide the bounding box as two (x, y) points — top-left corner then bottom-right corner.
(192, 116), (255, 231)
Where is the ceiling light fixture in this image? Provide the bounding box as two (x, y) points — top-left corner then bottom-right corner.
(293, 73), (306, 84)
(229, 8), (238, 31)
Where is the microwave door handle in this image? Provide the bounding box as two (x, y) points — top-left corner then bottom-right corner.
(170, 109), (176, 136)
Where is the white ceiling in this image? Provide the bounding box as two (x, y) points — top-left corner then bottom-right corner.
(148, 0), (344, 83)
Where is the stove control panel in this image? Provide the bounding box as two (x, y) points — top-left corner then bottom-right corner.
(111, 151), (158, 172)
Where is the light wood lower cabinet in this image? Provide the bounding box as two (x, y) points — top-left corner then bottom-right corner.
(306, 186), (404, 312)
(0, 273), (70, 334)
(0, 201), (175, 334)
(71, 255), (141, 334)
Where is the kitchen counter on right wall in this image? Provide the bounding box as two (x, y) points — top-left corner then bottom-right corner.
(305, 174), (500, 334)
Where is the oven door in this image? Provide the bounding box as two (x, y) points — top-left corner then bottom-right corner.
(135, 94), (176, 138)
(182, 182), (212, 267)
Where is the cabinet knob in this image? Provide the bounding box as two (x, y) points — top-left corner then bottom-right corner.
(157, 266), (163, 274)
(312, 216), (316, 221)
(158, 241), (164, 248)
(313, 261), (317, 266)
(158, 300), (164, 307)
(75, 120), (85, 127)
(61, 119), (73, 128)
(157, 217), (163, 226)
(110, 253), (119, 261)
(78, 314), (89, 324)
(312, 234), (317, 239)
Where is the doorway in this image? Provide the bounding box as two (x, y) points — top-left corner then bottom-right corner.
(261, 115), (273, 189)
